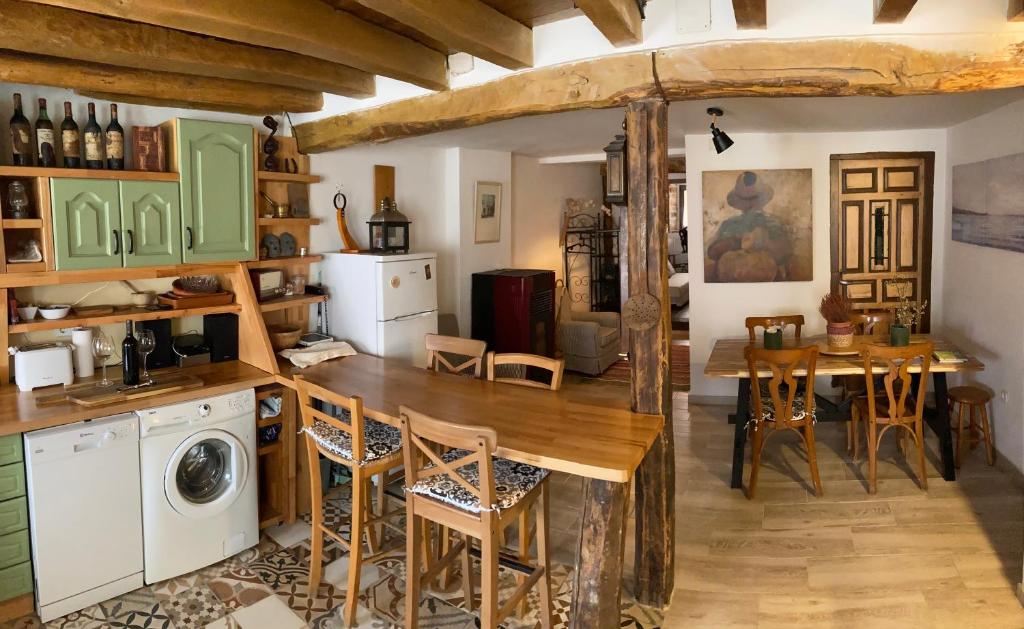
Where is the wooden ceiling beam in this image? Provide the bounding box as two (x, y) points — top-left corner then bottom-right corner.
(732, 0), (766, 29)
(874, 0), (918, 23)
(0, 51), (322, 115)
(1010, 0), (1024, 21)
(294, 36), (1024, 152)
(21, 0), (448, 90)
(348, 0), (533, 68)
(0, 0), (373, 98)
(576, 0), (643, 46)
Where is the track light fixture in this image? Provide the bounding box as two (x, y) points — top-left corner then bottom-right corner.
(707, 107), (734, 154)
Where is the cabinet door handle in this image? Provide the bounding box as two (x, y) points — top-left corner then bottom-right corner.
(186, 227), (194, 250)
(126, 229), (134, 255)
(112, 230), (120, 255)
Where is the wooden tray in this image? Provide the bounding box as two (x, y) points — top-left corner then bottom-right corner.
(816, 342), (861, 356)
(54, 373), (205, 407)
(157, 291), (233, 309)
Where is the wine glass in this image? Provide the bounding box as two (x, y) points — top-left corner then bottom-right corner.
(92, 334), (115, 387)
(138, 329), (156, 383)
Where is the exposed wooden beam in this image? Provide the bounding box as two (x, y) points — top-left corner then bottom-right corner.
(1010, 0), (1024, 21)
(295, 35), (1024, 153)
(874, 0), (918, 23)
(349, 0), (533, 69)
(732, 0), (766, 29)
(0, 0), (373, 98)
(22, 0), (448, 90)
(0, 51), (322, 115)
(576, 0), (642, 46)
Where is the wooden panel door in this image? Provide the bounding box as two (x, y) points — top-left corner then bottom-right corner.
(830, 153), (933, 330)
(50, 179), (122, 271)
(119, 181), (182, 268)
(177, 119), (255, 263)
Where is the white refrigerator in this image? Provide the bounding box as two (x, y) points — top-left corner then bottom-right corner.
(322, 252), (438, 368)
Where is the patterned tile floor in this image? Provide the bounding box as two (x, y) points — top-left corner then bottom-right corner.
(3, 484), (662, 629)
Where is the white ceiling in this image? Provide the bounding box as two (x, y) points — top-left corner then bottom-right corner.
(396, 88), (1024, 159)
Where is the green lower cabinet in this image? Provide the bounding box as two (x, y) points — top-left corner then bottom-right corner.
(0, 531), (30, 571)
(119, 181), (182, 267)
(0, 499), (28, 537)
(0, 436), (22, 468)
(51, 179), (123, 271)
(0, 562), (32, 599)
(0, 466), (25, 504)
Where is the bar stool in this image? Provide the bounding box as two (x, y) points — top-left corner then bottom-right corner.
(949, 385), (995, 467)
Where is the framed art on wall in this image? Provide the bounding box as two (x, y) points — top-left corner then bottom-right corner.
(474, 181), (502, 243)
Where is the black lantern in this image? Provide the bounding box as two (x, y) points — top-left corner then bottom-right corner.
(367, 197), (411, 254)
(603, 133), (627, 204)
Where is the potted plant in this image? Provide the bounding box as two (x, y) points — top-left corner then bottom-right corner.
(891, 283), (928, 347)
(820, 291), (855, 348)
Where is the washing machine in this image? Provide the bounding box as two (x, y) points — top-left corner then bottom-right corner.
(137, 389), (258, 584)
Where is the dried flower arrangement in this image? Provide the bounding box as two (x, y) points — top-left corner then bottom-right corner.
(894, 282), (928, 329)
(819, 291), (853, 324)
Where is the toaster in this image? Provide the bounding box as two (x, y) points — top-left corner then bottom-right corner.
(9, 343), (74, 392)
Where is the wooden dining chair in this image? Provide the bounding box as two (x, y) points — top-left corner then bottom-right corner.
(400, 406), (553, 629)
(426, 334), (488, 377)
(486, 352), (565, 390)
(839, 311), (895, 452)
(745, 345), (822, 498)
(849, 342), (934, 494)
(745, 315), (804, 343)
(294, 376), (405, 626)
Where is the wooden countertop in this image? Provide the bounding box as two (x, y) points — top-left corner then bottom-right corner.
(0, 361), (275, 436)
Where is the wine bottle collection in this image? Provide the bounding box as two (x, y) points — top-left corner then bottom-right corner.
(8, 93), (126, 170)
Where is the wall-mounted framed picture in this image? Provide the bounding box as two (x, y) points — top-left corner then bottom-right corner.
(474, 181), (502, 244)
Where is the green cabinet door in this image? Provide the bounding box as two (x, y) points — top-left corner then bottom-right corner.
(50, 179), (123, 271)
(119, 181), (182, 267)
(177, 119), (255, 263)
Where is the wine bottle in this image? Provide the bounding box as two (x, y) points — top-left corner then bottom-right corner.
(83, 102), (104, 169)
(9, 94), (31, 166)
(35, 98), (55, 167)
(60, 102), (81, 168)
(105, 103), (124, 170)
(122, 320), (140, 386)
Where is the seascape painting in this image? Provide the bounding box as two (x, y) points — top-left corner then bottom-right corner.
(952, 152), (1024, 253)
(702, 169), (813, 283)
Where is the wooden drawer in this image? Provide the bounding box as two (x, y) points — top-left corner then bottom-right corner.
(0, 436), (21, 468)
(0, 531), (30, 571)
(0, 465), (25, 503)
(0, 562), (32, 599)
(0, 500), (28, 537)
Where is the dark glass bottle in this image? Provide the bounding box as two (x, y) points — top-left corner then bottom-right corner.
(9, 94), (31, 166)
(105, 104), (124, 170)
(60, 102), (81, 168)
(83, 103), (104, 169)
(122, 320), (140, 386)
(34, 98), (55, 167)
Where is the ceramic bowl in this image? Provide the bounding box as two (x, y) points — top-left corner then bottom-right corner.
(130, 291), (156, 307)
(39, 305), (71, 320)
(17, 305), (37, 321)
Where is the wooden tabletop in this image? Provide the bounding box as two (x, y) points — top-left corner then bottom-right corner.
(704, 334), (985, 378)
(298, 353), (664, 483)
(0, 361), (275, 436)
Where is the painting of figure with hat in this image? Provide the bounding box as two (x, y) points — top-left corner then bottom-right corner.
(702, 169), (813, 283)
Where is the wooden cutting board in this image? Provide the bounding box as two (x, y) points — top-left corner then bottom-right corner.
(47, 373), (206, 408)
(157, 291), (233, 309)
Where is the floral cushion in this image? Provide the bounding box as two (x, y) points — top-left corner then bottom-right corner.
(750, 383), (815, 423)
(303, 408), (402, 464)
(409, 448), (549, 514)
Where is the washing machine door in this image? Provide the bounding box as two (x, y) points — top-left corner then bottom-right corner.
(164, 429), (248, 519)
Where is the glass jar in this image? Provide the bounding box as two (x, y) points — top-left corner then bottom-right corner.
(7, 181), (30, 219)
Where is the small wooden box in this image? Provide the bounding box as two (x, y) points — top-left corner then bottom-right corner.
(131, 126), (166, 172)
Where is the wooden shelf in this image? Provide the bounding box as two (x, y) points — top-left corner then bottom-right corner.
(0, 166), (179, 182)
(0, 261), (240, 288)
(3, 261), (46, 273)
(1, 219), (43, 229)
(259, 294), (326, 313)
(258, 441), (283, 456)
(9, 302), (241, 333)
(258, 217), (321, 226)
(247, 255), (322, 268)
(257, 171), (320, 184)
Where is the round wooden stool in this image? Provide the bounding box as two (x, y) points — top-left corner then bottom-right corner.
(948, 386), (995, 468)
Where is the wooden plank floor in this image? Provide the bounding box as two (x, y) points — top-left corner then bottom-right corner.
(546, 379), (1024, 628)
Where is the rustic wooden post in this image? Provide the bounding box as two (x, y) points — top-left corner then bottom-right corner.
(624, 99), (675, 608)
(570, 479), (630, 626)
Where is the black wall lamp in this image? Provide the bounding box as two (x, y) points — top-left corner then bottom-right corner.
(707, 107), (734, 154)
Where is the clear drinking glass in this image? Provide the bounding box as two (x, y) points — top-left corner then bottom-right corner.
(92, 334), (115, 387)
(138, 329), (156, 382)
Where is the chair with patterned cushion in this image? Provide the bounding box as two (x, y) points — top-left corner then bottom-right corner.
(426, 334), (487, 377)
(294, 376), (405, 626)
(745, 345), (822, 499)
(400, 406), (553, 629)
(838, 310), (893, 451)
(486, 352), (564, 390)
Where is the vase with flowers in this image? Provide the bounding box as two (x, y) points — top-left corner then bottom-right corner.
(890, 283), (928, 346)
(820, 291), (855, 348)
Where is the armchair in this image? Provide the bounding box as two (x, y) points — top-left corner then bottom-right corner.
(558, 308), (621, 375)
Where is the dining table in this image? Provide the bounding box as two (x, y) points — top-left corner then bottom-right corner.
(298, 353), (665, 628)
(703, 334), (985, 489)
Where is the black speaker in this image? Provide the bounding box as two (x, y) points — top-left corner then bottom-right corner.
(203, 313), (239, 362)
(137, 319), (173, 370)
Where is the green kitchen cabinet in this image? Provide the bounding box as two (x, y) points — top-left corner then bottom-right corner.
(119, 181), (182, 267)
(50, 179), (122, 271)
(177, 119), (255, 263)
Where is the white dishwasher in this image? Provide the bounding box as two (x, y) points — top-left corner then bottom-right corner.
(24, 413), (144, 622)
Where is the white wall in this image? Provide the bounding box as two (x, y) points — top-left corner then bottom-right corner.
(686, 128), (949, 399)
(944, 100), (1024, 475)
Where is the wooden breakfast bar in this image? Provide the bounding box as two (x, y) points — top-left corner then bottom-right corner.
(298, 353), (665, 628)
